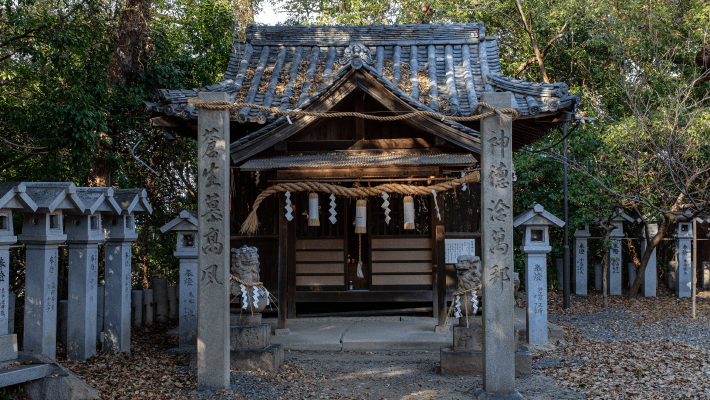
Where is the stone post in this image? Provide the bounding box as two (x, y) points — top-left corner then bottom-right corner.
(143, 289), (154, 326)
(102, 189), (151, 353)
(555, 258), (563, 290)
(168, 286), (178, 319)
(639, 223), (658, 297)
(160, 210), (199, 348)
(19, 183), (85, 359)
(131, 290), (143, 327)
(676, 222), (693, 298)
(572, 225), (590, 295)
(514, 204), (564, 346)
(196, 91), (231, 390)
(96, 284), (104, 342)
(594, 263), (602, 291)
(152, 277), (169, 323)
(476, 92), (521, 399)
(628, 263), (636, 290)
(607, 213), (631, 296)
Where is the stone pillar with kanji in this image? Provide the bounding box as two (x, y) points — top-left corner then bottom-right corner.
(572, 225), (591, 295)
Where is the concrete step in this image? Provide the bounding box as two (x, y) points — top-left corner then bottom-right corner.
(0, 364), (53, 388)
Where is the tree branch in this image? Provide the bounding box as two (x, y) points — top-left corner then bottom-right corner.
(514, 22), (568, 79)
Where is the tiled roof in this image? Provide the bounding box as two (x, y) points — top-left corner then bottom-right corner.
(239, 152), (477, 170)
(149, 23), (578, 123)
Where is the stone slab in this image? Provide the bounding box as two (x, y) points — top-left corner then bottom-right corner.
(594, 264), (602, 291)
(0, 364), (53, 387)
(269, 321), (352, 351)
(231, 313), (262, 326)
(23, 244), (59, 359)
(103, 241), (131, 353)
(453, 326), (483, 351)
(273, 328), (290, 336)
(434, 325), (449, 333)
(572, 238), (588, 295)
(676, 239), (692, 298)
(525, 253), (548, 345)
(179, 259), (197, 347)
(66, 243), (99, 361)
(152, 277), (169, 323)
(229, 344), (284, 373)
(608, 239), (622, 295)
(341, 320), (452, 351)
(230, 323), (270, 350)
(0, 334), (17, 362)
(440, 346), (531, 377)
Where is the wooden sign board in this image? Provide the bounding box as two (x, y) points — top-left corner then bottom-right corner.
(445, 239), (475, 264)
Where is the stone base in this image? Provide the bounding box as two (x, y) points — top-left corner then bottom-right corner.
(474, 388), (524, 400)
(274, 328), (290, 336)
(230, 343), (284, 373)
(0, 334), (18, 362)
(230, 323), (270, 350)
(434, 325), (449, 333)
(230, 313), (262, 326)
(440, 346), (532, 377)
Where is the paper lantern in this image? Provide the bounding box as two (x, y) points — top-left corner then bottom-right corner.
(308, 193), (320, 226)
(355, 199), (367, 234)
(403, 196), (415, 230)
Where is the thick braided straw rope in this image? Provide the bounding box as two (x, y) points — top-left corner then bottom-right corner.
(240, 170), (481, 235)
(445, 284), (482, 328)
(187, 99), (518, 123)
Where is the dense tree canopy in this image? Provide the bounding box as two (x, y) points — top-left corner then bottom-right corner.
(1, 0), (708, 292)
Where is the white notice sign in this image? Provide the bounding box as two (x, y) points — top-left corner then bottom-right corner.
(445, 239), (476, 264)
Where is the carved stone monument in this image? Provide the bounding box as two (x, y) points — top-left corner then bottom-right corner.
(572, 225), (591, 295)
(676, 222), (693, 298)
(228, 246), (283, 372)
(608, 212), (633, 296)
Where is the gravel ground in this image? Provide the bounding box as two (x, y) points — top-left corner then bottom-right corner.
(549, 308), (710, 348)
(191, 350), (584, 400)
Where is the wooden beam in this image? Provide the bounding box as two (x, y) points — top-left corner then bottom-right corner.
(355, 92), (365, 141)
(287, 201), (297, 319)
(276, 166), (440, 180)
(348, 138), (435, 150)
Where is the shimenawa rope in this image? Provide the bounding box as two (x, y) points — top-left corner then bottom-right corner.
(239, 170), (481, 235)
(187, 99), (518, 124)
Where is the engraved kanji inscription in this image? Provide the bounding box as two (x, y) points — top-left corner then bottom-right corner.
(201, 194), (223, 222)
(202, 128), (223, 158)
(201, 265), (223, 286)
(487, 199), (511, 222)
(488, 130), (510, 157)
(201, 227), (223, 255)
(489, 264), (511, 289)
(202, 162), (221, 187)
(489, 162), (510, 188)
(489, 228), (509, 255)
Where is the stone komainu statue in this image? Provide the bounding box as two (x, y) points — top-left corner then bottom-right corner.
(455, 254), (482, 291)
(230, 245), (267, 313)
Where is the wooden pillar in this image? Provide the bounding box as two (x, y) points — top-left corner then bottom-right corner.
(277, 193), (288, 329)
(435, 192), (447, 328)
(287, 200), (297, 319)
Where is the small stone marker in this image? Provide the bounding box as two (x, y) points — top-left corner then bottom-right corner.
(96, 285), (104, 342)
(143, 289), (154, 326)
(639, 223), (658, 297)
(572, 225), (591, 295)
(514, 204), (564, 346)
(594, 263), (602, 291)
(131, 290), (143, 327)
(159, 210), (199, 347)
(196, 91), (231, 390)
(167, 286), (178, 320)
(152, 277), (169, 323)
(607, 213), (631, 296)
(477, 92), (522, 399)
(628, 263), (636, 290)
(676, 222), (692, 298)
(555, 258), (563, 290)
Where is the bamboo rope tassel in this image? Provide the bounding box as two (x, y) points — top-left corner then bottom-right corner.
(403, 195), (415, 230)
(308, 193), (320, 226)
(357, 234), (364, 279)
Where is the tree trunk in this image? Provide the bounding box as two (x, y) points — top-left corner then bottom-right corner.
(628, 216), (672, 299)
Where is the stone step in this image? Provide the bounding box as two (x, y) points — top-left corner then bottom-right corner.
(0, 364), (53, 388)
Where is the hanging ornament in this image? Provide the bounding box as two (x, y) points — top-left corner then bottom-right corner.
(460, 171), (467, 191)
(308, 193), (320, 226)
(431, 189), (441, 221)
(403, 195), (415, 230)
(252, 286), (261, 308)
(329, 194), (337, 224)
(240, 284), (248, 309)
(454, 295), (462, 318)
(255, 171), (260, 186)
(512, 162), (517, 182)
(381, 192), (391, 224)
(284, 191), (294, 221)
(355, 199), (367, 234)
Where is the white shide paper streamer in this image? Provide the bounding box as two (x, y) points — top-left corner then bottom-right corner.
(381, 192), (391, 224)
(284, 191), (294, 221)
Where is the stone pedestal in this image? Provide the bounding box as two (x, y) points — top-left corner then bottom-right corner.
(702, 261), (710, 290)
(608, 239), (622, 295)
(65, 243), (100, 361)
(676, 222), (692, 298)
(229, 313), (284, 373)
(572, 225), (590, 295)
(441, 318), (531, 377)
(639, 224), (658, 297)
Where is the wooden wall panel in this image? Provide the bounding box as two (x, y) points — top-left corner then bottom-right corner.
(372, 275), (432, 285)
(296, 276), (345, 286)
(296, 264), (343, 274)
(296, 251), (344, 262)
(371, 250), (432, 261)
(371, 238), (431, 249)
(296, 239), (343, 250)
(371, 263), (432, 273)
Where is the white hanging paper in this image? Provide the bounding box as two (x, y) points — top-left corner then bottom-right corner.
(284, 191), (294, 221)
(255, 171), (260, 186)
(461, 171), (467, 191)
(265, 289), (270, 305)
(356, 261), (364, 278)
(381, 192), (391, 224)
(329, 194), (337, 224)
(454, 295), (462, 318)
(240, 284), (248, 309)
(471, 290), (478, 314)
(252, 286), (260, 308)
(431, 189), (441, 220)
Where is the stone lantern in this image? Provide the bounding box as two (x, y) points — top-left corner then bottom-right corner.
(17, 183), (86, 359)
(64, 187), (121, 361)
(675, 221), (693, 298)
(160, 210), (198, 348)
(102, 189), (152, 353)
(513, 204), (564, 346)
(0, 183), (37, 362)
